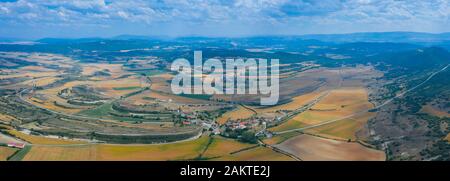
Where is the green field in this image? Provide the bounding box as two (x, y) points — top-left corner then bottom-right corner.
(78, 102), (113, 117)
(8, 145), (31, 161)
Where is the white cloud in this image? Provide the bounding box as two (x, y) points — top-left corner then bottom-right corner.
(0, 0), (449, 37)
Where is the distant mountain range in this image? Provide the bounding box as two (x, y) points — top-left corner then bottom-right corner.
(298, 32), (450, 44)
(21, 32), (449, 47)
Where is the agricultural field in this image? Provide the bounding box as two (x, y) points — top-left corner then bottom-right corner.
(81, 63), (126, 78)
(139, 90), (210, 105)
(6, 129), (87, 145)
(217, 105), (256, 125)
(26, 75), (148, 114)
(14, 135), (293, 161)
(148, 73), (173, 93)
(269, 88), (373, 133)
(5, 135), (209, 161)
(95, 135), (211, 161)
(22, 145), (96, 161)
(252, 91), (323, 114)
(200, 136), (255, 159)
(275, 134), (385, 161)
(0, 147), (19, 161)
(304, 112), (376, 141)
(262, 131), (302, 145)
(20, 77), (62, 87)
(1, 31), (449, 162)
(212, 146), (295, 161)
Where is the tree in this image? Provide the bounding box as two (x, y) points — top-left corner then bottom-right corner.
(239, 130), (257, 144)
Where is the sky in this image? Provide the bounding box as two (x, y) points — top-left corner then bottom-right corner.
(0, 0), (450, 39)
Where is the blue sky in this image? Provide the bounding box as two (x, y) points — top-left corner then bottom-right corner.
(0, 0), (449, 39)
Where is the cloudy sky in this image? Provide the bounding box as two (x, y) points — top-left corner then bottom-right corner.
(1, 0), (449, 39)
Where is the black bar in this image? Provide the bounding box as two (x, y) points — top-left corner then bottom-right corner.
(1, 161), (450, 180)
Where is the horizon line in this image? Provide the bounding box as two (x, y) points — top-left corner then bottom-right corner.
(2, 31), (450, 41)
